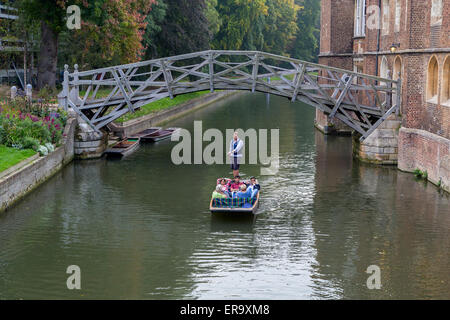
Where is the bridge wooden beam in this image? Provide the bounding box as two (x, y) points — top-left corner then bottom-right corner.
(291, 64), (306, 102)
(62, 50), (401, 140)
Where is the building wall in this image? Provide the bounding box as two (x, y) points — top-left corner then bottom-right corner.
(318, 0), (450, 192)
(317, 0), (355, 134)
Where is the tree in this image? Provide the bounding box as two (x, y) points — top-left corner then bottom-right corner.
(59, 0), (155, 69)
(153, 0), (210, 57)
(289, 0), (320, 62)
(143, 0), (168, 60)
(17, 0), (154, 88)
(18, 0), (67, 89)
(205, 0), (221, 38)
(213, 0), (268, 50)
(262, 0), (299, 55)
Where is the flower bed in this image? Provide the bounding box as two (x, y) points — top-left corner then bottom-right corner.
(0, 98), (68, 156)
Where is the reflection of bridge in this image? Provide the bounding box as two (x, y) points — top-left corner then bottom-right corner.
(60, 50), (401, 140)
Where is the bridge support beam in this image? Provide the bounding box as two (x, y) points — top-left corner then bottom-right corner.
(314, 110), (353, 136)
(352, 114), (402, 165)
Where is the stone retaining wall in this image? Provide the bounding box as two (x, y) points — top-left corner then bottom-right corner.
(0, 117), (77, 212)
(353, 115), (402, 165)
(398, 127), (449, 193)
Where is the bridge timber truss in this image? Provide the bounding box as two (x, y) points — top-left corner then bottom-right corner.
(60, 50), (401, 140)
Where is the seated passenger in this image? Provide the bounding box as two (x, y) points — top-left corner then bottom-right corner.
(236, 184), (252, 199)
(229, 175), (244, 192)
(247, 176), (260, 190)
(247, 176), (260, 198)
(218, 178), (230, 193)
(212, 185), (227, 199)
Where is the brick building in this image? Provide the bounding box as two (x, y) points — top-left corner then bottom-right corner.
(318, 0), (449, 192)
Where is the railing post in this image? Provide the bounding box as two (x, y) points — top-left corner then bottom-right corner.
(26, 84), (32, 101)
(384, 70), (392, 114)
(10, 86), (17, 100)
(208, 52), (214, 93)
(396, 72), (402, 116)
(252, 53), (260, 93)
(73, 64), (79, 100)
(62, 64), (69, 110)
(160, 59), (173, 99)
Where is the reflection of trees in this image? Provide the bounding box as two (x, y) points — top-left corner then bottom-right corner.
(312, 132), (450, 299)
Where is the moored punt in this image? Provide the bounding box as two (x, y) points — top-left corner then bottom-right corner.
(129, 127), (162, 140)
(210, 192), (260, 215)
(142, 127), (179, 142)
(104, 138), (140, 158)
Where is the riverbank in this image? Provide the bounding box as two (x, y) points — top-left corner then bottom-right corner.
(0, 90), (240, 211)
(109, 90), (240, 138)
(0, 146), (37, 174)
(0, 117), (77, 212)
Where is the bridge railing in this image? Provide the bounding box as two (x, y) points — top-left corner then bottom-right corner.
(60, 50), (401, 140)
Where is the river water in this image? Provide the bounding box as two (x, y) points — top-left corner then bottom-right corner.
(0, 93), (449, 299)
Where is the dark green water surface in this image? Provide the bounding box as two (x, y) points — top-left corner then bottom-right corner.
(0, 93), (449, 299)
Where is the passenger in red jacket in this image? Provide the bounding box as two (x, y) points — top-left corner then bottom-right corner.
(229, 175), (244, 192)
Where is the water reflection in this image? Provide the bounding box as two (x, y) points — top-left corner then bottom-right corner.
(0, 93), (448, 299)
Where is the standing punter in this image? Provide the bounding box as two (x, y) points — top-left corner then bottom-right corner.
(227, 131), (244, 178)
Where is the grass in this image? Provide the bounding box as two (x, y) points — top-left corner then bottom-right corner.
(0, 145), (37, 173)
(79, 87), (112, 99)
(115, 90), (210, 123)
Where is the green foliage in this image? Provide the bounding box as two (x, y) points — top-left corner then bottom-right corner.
(414, 169), (429, 181)
(0, 102), (66, 150)
(59, 0), (155, 69)
(18, 0), (67, 34)
(205, 0), (222, 38)
(0, 145), (36, 173)
(213, 0), (268, 50)
(14, 0), (322, 86)
(262, 0), (299, 55)
(116, 91), (210, 123)
(143, 0), (168, 59)
(289, 0), (321, 62)
(152, 0), (211, 57)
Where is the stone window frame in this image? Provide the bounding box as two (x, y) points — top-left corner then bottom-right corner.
(380, 56), (390, 104)
(354, 0), (366, 37)
(380, 56), (389, 84)
(442, 56), (450, 107)
(381, 0), (390, 36)
(394, 0), (401, 32)
(393, 56), (402, 108)
(431, 0), (443, 26)
(426, 55), (440, 104)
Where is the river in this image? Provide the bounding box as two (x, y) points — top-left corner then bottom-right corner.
(0, 92), (449, 299)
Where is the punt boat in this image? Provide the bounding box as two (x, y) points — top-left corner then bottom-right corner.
(129, 127), (162, 141)
(104, 138), (140, 158)
(210, 190), (260, 214)
(142, 127), (179, 142)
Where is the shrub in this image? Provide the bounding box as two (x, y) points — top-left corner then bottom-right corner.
(0, 103), (66, 151)
(22, 137), (40, 150)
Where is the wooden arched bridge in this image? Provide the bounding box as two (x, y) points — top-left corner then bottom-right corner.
(59, 50), (401, 140)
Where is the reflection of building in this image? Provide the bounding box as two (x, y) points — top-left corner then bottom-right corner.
(318, 0), (449, 193)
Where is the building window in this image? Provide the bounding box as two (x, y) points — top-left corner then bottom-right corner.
(380, 56), (389, 81)
(430, 0), (443, 47)
(442, 56), (450, 106)
(393, 56), (402, 107)
(354, 0), (366, 37)
(427, 56), (439, 103)
(431, 0), (443, 26)
(395, 0), (401, 32)
(382, 0), (390, 36)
